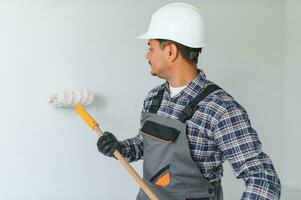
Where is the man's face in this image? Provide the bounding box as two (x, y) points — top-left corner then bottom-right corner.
(146, 39), (169, 79)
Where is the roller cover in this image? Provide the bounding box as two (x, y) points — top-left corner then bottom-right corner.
(48, 89), (93, 108)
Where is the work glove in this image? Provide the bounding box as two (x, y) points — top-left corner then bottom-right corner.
(97, 131), (122, 158)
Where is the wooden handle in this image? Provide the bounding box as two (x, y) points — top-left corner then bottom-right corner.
(75, 104), (159, 200)
(94, 127), (159, 200)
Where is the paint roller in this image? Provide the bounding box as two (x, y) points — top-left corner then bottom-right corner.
(48, 89), (93, 108)
(49, 89), (159, 200)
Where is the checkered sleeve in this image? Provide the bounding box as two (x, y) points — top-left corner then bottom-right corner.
(119, 132), (143, 163)
(213, 103), (281, 200)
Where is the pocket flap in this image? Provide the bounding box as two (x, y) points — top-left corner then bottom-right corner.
(141, 121), (180, 142)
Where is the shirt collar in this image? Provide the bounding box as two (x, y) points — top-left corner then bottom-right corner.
(164, 69), (208, 100)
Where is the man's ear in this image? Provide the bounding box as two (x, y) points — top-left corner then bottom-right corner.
(166, 43), (178, 62)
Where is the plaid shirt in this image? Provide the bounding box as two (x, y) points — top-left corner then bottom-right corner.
(120, 70), (281, 199)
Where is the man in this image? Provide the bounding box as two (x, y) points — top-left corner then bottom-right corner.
(97, 3), (281, 200)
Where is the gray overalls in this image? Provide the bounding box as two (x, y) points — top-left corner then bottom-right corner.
(137, 84), (223, 200)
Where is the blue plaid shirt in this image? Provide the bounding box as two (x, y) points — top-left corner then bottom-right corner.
(120, 70), (281, 199)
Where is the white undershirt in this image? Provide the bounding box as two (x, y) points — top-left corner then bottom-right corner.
(169, 84), (187, 98)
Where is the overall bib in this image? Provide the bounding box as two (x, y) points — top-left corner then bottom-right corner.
(137, 84), (223, 200)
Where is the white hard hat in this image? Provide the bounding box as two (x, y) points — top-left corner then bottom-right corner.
(137, 3), (207, 48)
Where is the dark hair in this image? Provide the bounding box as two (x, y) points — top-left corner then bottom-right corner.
(157, 39), (202, 64)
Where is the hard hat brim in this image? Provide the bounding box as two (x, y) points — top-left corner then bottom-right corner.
(137, 33), (149, 40)
(137, 32), (207, 48)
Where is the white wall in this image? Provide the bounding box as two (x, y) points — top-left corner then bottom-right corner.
(0, 0), (294, 199)
(282, 0), (301, 199)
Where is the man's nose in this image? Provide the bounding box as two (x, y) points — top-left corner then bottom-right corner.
(146, 51), (151, 60)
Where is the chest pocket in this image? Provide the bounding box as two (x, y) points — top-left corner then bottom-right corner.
(140, 121), (180, 143)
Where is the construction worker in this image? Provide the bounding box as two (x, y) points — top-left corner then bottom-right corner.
(97, 3), (281, 200)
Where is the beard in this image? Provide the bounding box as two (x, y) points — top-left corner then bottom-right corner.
(149, 61), (166, 80)
(151, 71), (157, 76)
(149, 61), (156, 76)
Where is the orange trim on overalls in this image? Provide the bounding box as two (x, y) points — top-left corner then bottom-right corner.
(155, 172), (170, 187)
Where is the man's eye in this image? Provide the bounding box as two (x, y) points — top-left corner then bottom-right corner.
(148, 48), (153, 51)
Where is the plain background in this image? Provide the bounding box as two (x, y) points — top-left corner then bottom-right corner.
(0, 0), (300, 199)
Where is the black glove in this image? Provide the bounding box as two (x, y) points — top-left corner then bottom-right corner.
(97, 131), (122, 158)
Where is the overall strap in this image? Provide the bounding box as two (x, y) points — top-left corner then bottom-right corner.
(178, 84), (221, 122)
(148, 88), (165, 113)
